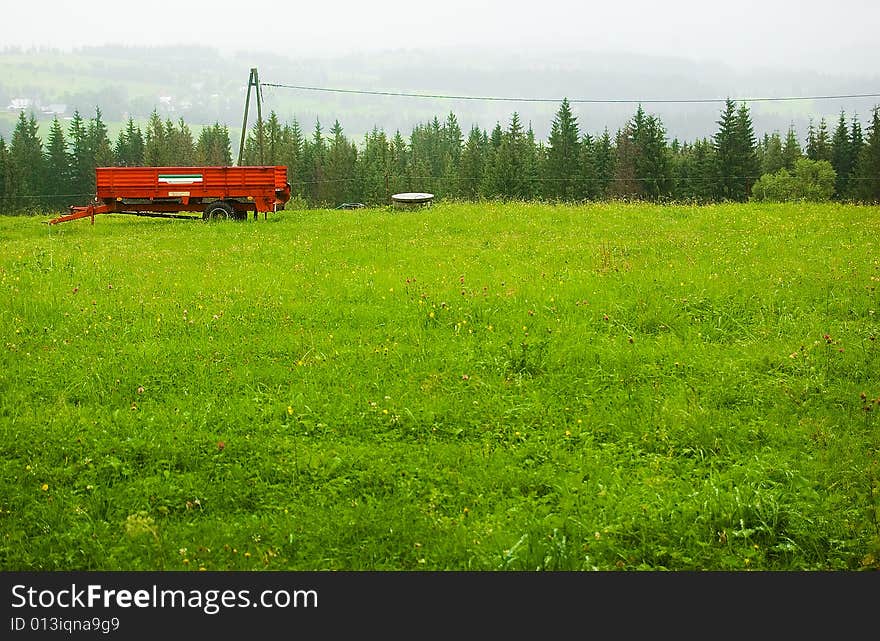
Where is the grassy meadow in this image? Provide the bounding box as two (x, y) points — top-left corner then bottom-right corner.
(1, 201), (879, 571)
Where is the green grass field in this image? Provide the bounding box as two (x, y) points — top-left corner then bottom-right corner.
(1, 201), (879, 571)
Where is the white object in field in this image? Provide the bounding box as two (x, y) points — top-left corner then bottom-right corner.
(391, 192), (435, 205)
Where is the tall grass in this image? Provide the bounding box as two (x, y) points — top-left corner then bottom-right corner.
(1, 201), (878, 570)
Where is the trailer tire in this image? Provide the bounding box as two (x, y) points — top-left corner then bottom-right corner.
(204, 201), (236, 221)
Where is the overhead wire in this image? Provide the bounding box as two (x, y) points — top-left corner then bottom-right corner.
(262, 82), (880, 105)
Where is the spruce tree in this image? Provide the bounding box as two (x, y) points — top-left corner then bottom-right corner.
(853, 106), (880, 202)
(634, 111), (672, 200)
(593, 128), (614, 199)
(325, 120), (358, 204)
(388, 130), (409, 198)
(695, 138), (717, 202)
(850, 115), (864, 155)
(163, 118), (194, 166)
(442, 112), (463, 166)
(671, 138), (715, 202)
(545, 98), (581, 200)
(830, 111), (851, 198)
(609, 126), (641, 200)
(195, 123), (232, 166)
(44, 117), (71, 210)
(782, 124), (802, 170)
(67, 110), (91, 197)
(761, 132), (785, 175)
(481, 123), (504, 198)
(712, 98), (739, 200)
(579, 133), (598, 200)
(734, 102), (759, 198)
(848, 114), (864, 199)
(459, 126), (485, 200)
(524, 124), (540, 201)
(306, 119), (328, 205)
(0, 137), (10, 213)
(114, 117), (145, 166)
(486, 112), (531, 199)
(144, 110), (168, 166)
(814, 118), (831, 161)
(278, 120), (302, 198)
(806, 119), (817, 160)
(358, 127), (390, 204)
(408, 122), (438, 196)
(0, 137), (8, 211)
(265, 112), (283, 165)
(10, 111), (45, 208)
(712, 99), (757, 201)
(86, 107), (115, 176)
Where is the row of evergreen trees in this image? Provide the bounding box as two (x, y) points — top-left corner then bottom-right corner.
(1, 99), (878, 212)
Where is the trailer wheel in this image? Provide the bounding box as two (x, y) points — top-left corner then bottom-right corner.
(204, 201), (236, 221)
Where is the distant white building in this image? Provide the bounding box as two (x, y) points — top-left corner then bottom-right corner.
(7, 98), (32, 111)
(41, 103), (67, 116)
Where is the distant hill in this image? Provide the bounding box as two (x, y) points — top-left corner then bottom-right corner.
(2, 44), (878, 144)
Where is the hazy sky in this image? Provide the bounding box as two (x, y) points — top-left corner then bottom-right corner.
(3, 0), (879, 74)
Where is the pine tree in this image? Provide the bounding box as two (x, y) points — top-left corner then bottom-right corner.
(194, 123), (231, 166)
(579, 133), (598, 200)
(734, 102), (759, 198)
(265, 112), (283, 165)
(634, 111), (672, 200)
(545, 98), (581, 200)
(813, 118), (831, 161)
(67, 110), (91, 198)
(388, 130), (409, 198)
(805, 119), (817, 160)
(830, 111), (852, 198)
(86, 107), (115, 177)
(442, 112), (463, 166)
(782, 124), (802, 170)
(407, 122), (435, 196)
(440, 112), (463, 198)
(459, 126), (485, 200)
(524, 124), (540, 201)
(114, 117), (145, 166)
(358, 126), (389, 204)
(278, 120), (302, 199)
(324, 120), (357, 204)
(593, 128), (614, 199)
(481, 123), (504, 198)
(144, 110), (168, 166)
(671, 138), (715, 202)
(712, 98), (739, 201)
(9, 111), (44, 208)
(712, 99), (757, 201)
(609, 126), (641, 200)
(847, 114), (864, 199)
(853, 106), (880, 202)
(166, 118), (195, 165)
(484, 113), (524, 199)
(44, 117), (71, 210)
(305, 119), (329, 205)
(0, 137), (10, 213)
(761, 132), (785, 175)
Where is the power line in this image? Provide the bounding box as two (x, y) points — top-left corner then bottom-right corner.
(4, 174), (876, 198)
(262, 82), (880, 105)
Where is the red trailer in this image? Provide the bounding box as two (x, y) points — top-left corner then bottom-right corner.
(49, 165), (292, 225)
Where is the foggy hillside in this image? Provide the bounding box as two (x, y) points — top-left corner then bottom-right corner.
(1, 45), (878, 143)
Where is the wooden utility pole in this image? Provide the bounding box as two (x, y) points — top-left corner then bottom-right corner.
(237, 68), (264, 166)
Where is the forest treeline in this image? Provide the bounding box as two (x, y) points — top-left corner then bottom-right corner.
(0, 98), (878, 212)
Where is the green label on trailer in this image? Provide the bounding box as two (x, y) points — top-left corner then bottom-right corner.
(158, 174), (203, 184)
